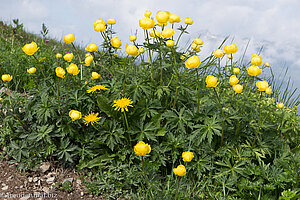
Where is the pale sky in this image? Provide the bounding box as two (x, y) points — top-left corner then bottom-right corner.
(0, 0), (299, 91)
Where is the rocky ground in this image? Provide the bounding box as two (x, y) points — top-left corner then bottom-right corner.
(0, 159), (104, 200)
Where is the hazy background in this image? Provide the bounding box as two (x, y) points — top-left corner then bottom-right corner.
(0, 0), (299, 96)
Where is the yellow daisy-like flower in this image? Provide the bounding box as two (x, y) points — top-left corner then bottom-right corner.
(112, 97), (133, 112)
(87, 85), (109, 93)
(83, 112), (101, 126)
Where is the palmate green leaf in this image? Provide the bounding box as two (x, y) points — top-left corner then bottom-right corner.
(77, 154), (116, 170)
(99, 121), (125, 151)
(27, 125), (54, 144)
(155, 85), (170, 100)
(163, 107), (193, 134)
(135, 99), (161, 122)
(56, 138), (78, 163)
(214, 159), (246, 179)
(128, 79), (151, 102)
(131, 121), (158, 142)
(97, 95), (116, 118)
(8, 141), (29, 162)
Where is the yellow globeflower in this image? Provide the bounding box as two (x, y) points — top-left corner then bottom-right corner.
(185, 55), (201, 69)
(266, 87), (272, 95)
(194, 38), (204, 45)
(69, 110), (82, 121)
(94, 18), (105, 26)
(144, 10), (152, 17)
(156, 11), (170, 24)
(134, 141), (151, 156)
(2, 74), (12, 82)
(229, 75), (239, 86)
(85, 43), (98, 52)
(166, 40), (174, 47)
(161, 28), (175, 39)
(149, 30), (160, 38)
(27, 67), (37, 74)
(247, 65), (262, 76)
(129, 35), (137, 41)
(125, 44), (139, 56)
(205, 75), (218, 88)
(64, 33), (75, 43)
(111, 36), (122, 48)
(191, 42), (198, 50)
(251, 54), (263, 66)
(107, 18), (116, 25)
(67, 64), (80, 76)
(233, 84), (243, 93)
(277, 103), (284, 109)
(138, 48), (145, 53)
(184, 17), (193, 25)
(213, 49), (224, 58)
(83, 112), (101, 126)
(264, 62), (271, 67)
(94, 23), (106, 32)
(112, 97), (133, 112)
(224, 44), (238, 54)
(91, 72), (101, 80)
(182, 151), (194, 162)
(256, 81), (269, 92)
(173, 165), (186, 176)
(56, 53), (62, 58)
(63, 53), (74, 62)
(233, 68), (240, 74)
(169, 14), (181, 23)
(139, 17), (155, 30)
(84, 55), (94, 66)
(22, 42), (39, 56)
(55, 67), (66, 79)
(87, 85), (109, 93)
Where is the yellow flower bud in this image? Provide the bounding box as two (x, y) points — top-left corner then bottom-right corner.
(125, 44), (139, 56)
(229, 75), (239, 86)
(213, 49), (224, 58)
(107, 18), (116, 25)
(139, 48), (145, 53)
(129, 35), (137, 41)
(224, 44), (238, 54)
(184, 17), (193, 25)
(182, 151), (194, 162)
(194, 38), (204, 45)
(228, 55), (233, 59)
(63, 53), (74, 62)
(94, 23), (106, 32)
(56, 53), (62, 58)
(205, 75), (218, 87)
(69, 110), (82, 121)
(185, 55), (201, 69)
(195, 46), (201, 52)
(64, 33), (75, 43)
(251, 54), (263, 66)
(256, 81), (269, 92)
(161, 28), (175, 39)
(180, 55), (186, 60)
(191, 42), (198, 50)
(156, 11), (170, 24)
(67, 64), (80, 76)
(149, 30), (160, 38)
(85, 55), (93, 66)
(169, 14), (181, 23)
(134, 141), (151, 156)
(27, 67), (37, 74)
(265, 87), (272, 95)
(139, 17), (155, 30)
(277, 103), (284, 109)
(22, 42), (39, 56)
(233, 68), (240, 74)
(55, 67), (66, 79)
(144, 10), (151, 18)
(233, 84), (243, 93)
(2, 74), (12, 82)
(166, 40), (174, 47)
(85, 43), (98, 52)
(111, 36), (122, 48)
(91, 72), (101, 80)
(173, 165), (186, 176)
(264, 62), (271, 67)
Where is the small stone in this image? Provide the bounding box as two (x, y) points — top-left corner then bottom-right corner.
(1, 183), (5, 186)
(80, 192), (84, 196)
(37, 180), (41, 186)
(1, 185), (8, 190)
(2, 146), (6, 151)
(28, 177), (33, 182)
(42, 186), (49, 193)
(76, 179), (82, 186)
(33, 177), (38, 182)
(63, 178), (73, 184)
(20, 185), (24, 189)
(14, 186), (19, 189)
(46, 177), (55, 184)
(40, 162), (51, 173)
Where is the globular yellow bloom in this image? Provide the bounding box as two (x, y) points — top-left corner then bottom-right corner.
(233, 84), (243, 93)
(247, 65), (262, 76)
(185, 55), (201, 69)
(264, 62), (271, 67)
(256, 81), (269, 92)
(56, 53), (62, 58)
(22, 42), (39, 56)
(206, 75), (218, 87)
(149, 30), (160, 38)
(129, 35), (137, 41)
(166, 40), (174, 47)
(182, 151), (194, 162)
(94, 23), (106, 32)
(213, 49), (224, 58)
(63, 53), (74, 62)
(139, 17), (155, 30)
(156, 11), (170, 24)
(229, 75), (239, 86)
(125, 44), (139, 56)
(2, 74), (12, 82)
(224, 44), (238, 54)
(87, 85), (109, 93)
(161, 28), (175, 39)
(67, 64), (80, 76)
(107, 18), (116, 25)
(266, 87), (272, 95)
(194, 38), (204, 45)
(64, 33), (75, 43)
(94, 18), (105, 26)
(112, 97), (133, 112)
(69, 110), (82, 121)
(173, 165), (186, 176)
(83, 112), (101, 126)
(233, 68), (240, 74)
(85, 43), (98, 52)
(134, 141), (151, 156)
(184, 17), (193, 25)
(111, 36), (122, 48)
(139, 48), (145, 53)
(85, 53), (92, 57)
(277, 103), (284, 109)
(191, 42), (198, 50)
(144, 10), (151, 17)
(27, 67), (37, 74)
(55, 67), (66, 79)
(84, 55), (94, 66)
(91, 72), (101, 80)
(251, 54), (263, 66)
(169, 14), (181, 23)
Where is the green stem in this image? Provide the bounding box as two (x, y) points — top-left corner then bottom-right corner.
(71, 42), (83, 80)
(175, 176), (182, 200)
(32, 55), (46, 79)
(175, 25), (188, 46)
(196, 69), (200, 113)
(213, 88), (225, 146)
(173, 86), (179, 109)
(252, 92), (262, 146)
(6, 83), (11, 105)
